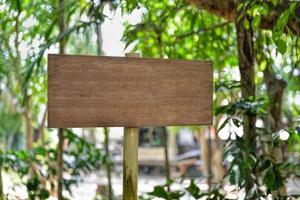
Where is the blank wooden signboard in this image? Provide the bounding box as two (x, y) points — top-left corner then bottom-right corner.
(48, 54), (213, 128)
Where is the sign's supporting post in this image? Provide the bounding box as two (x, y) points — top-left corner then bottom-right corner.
(123, 53), (140, 200)
(123, 127), (139, 200)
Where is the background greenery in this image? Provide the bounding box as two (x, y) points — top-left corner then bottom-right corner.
(0, 0), (300, 199)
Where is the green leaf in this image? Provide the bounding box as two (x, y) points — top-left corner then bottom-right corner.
(186, 180), (202, 198)
(229, 168), (236, 184)
(26, 176), (40, 191)
(264, 166), (275, 190)
(232, 118), (242, 128)
(148, 186), (168, 199)
(276, 39), (287, 54)
(260, 3), (269, 16)
(38, 188), (50, 199)
(169, 191), (185, 199)
(271, 0), (278, 6)
(237, 3), (244, 12)
(259, 60), (267, 71)
(217, 117), (230, 134)
(272, 30), (281, 40)
(243, 18), (250, 29)
(289, 2), (298, 14)
(166, 178), (174, 186)
(252, 15), (261, 29)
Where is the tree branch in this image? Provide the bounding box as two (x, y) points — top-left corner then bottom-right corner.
(176, 22), (230, 40)
(185, 0), (300, 35)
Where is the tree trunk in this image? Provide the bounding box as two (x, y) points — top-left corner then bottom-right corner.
(58, 0), (66, 55)
(212, 90), (226, 183)
(198, 127), (212, 189)
(264, 66), (286, 131)
(24, 109), (33, 150)
(212, 135), (224, 182)
(212, 113), (225, 183)
(57, 0), (66, 199)
(235, 1), (256, 194)
(255, 35), (287, 196)
(57, 128), (64, 200)
(96, 23), (104, 56)
(264, 67), (287, 197)
(163, 127), (170, 191)
(207, 127), (212, 190)
(86, 128), (96, 144)
(156, 34), (171, 190)
(13, 9), (33, 151)
(104, 128), (113, 200)
(235, 8), (256, 143)
(39, 107), (47, 145)
(0, 167), (3, 199)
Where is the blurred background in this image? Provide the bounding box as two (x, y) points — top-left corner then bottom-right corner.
(0, 0), (300, 199)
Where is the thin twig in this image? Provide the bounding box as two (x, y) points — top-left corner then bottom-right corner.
(176, 22), (231, 40)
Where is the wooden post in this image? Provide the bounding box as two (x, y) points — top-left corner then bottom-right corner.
(123, 53), (140, 200)
(123, 127), (139, 200)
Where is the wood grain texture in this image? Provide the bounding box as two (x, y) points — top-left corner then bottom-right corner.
(48, 54), (213, 128)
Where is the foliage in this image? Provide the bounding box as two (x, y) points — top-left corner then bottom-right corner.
(0, 130), (106, 199)
(140, 179), (225, 200)
(217, 96), (300, 198)
(122, 0), (237, 68)
(121, 0), (300, 199)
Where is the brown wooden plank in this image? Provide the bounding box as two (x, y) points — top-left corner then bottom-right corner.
(48, 54), (213, 128)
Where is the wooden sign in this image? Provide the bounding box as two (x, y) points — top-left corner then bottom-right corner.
(48, 54), (213, 128)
